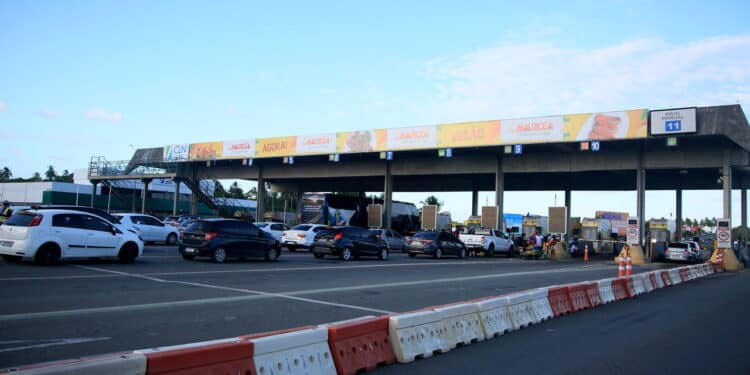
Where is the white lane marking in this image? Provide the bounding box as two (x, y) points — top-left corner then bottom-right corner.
(0, 264), (612, 322)
(74, 265), (392, 315)
(0, 259), (537, 281)
(0, 337), (111, 353)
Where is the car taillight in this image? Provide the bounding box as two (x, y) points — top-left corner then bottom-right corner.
(298, 233), (306, 238)
(422, 240), (433, 244)
(179, 231), (184, 241)
(334, 232), (343, 240)
(684, 250), (690, 254)
(204, 232), (218, 241)
(480, 236), (485, 244)
(29, 215), (43, 227)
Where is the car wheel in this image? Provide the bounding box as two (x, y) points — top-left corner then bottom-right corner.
(181, 254), (195, 261)
(378, 248), (389, 260)
(458, 246), (467, 259)
(1, 254), (21, 263)
(212, 247), (227, 263)
(507, 245), (515, 258)
(408, 252), (417, 258)
(287, 245), (296, 252)
(434, 247), (443, 259)
(35, 244), (61, 266)
(485, 244), (495, 258)
(118, 243), (139, 264)
(313, 252), (325, 259)
(265, 246), (280, 261)
(166, 233), (178, 245)
(340, 247), (353, 261)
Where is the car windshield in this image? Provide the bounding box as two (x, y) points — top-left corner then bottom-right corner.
(185, 221), (214, 233)
(292, 225), (311, 231)
(255, 223), (269, 228)
(412, 232), (437, 240)
(4, 212), (39, 226)
(668, 242), (688, 249)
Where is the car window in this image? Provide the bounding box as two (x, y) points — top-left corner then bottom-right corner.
(5, 212), (41, 227)
(385, 230), (393, 238)
(313, 226), (325, 233)
(185, 221), (214, 233)
(52, 214), (86, 229)
(413, 232), (437, 240)
(293, 225), (311, 231)
(256, 223), (269, 228)
(83, 215), (113, 232)
(283, 224), (290, 231)
(271, 224), (283, 231)
(246, 223), (259, 237)
(144, 216), (164, 226)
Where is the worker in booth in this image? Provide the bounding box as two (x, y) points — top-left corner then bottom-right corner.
(0, 200), (12, 224)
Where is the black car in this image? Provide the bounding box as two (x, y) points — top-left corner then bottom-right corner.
(178, 219), (279, 263)
(311, 226), (388, 261)
(406, 231), (467, 259)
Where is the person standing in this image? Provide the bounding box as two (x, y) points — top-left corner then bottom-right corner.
(0, 201), (12, 224)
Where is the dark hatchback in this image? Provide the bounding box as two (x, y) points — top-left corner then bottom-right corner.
(311, 226), (388, 261)
(179, 219), (279, 263)
(406, 231), (467, 259)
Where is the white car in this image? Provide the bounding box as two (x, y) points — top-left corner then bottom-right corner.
(282, 224), (328, 252)
(114, 213), (180, 245)
(254, 222), (290, 244)
(0, 209), (144, 265)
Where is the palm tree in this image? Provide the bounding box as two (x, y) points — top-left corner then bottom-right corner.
(420, 195), (443, 210)
(0, 167), (11, 180)
(44, 165), (57, 181)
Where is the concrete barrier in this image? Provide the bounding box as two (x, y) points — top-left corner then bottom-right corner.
(388, 310), (445, 363)
(475, 296), (514, 338)
(137, 338), (252, 375)
(530, 289), (554, 322)
(0, 352), (146, 375)
(506, 291), (538, 329)
(669, 269), (683, 285)
(434, 303), (485, 350)
(326, 315), (395, 375)
(597, 278), (616, 304)
(250, 326), (336, 375)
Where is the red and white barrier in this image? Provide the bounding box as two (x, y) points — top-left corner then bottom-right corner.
(506, 291), (538, 329)
(597, 278), (616, 304)
(434, 303), (485, 349)
(475, 296), (514, 338)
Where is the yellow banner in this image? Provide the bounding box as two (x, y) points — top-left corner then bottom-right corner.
(437, 121), (500, 148)
(256, 136), (297, 157)
(562, 109), (648, 141)
(337, 130), (384, 153)
(189, 142), (223, 160)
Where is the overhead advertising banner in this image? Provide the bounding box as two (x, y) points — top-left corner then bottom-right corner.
(564, 109), (648, 141)
(337, 130), (381, 153)
(256, 136), (297, 157)
(296, 133), (337, 155)
(164, 144), (189, 161)
(386, 126), (438, 150)
(500, 116), (564, 143)
(649, 107), (697, 135)
(189, 142), (223, 160)
(437, 121), (500, 148)
(222, 139), (256, 159)
(595, 211), (629, 221)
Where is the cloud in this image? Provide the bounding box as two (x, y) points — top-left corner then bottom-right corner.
(0, 101), (6, 113)
(423, 34), (750, 121)
(84, 108), (122, 123)
(39, 109), (60, 119)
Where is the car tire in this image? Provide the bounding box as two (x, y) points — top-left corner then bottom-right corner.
(408, 252), (417, 258)
(118, 243), (139, 264)
(378, 248), (389, 260)
(35, 243), (61, 266)
(507, 245), (514, 258)
(485, 244), (495, 258)
(434, 247), (443, 259)
(181, 254), (195, 261)
(265, 246), (280, 261)
(2, 254), (21, 263)
(458, 246), (467, 259)
(313, 252), (325, 259)
(166, 233), (178, 245)
(340, 247), (353, 261)
(211, 247), (227, 263)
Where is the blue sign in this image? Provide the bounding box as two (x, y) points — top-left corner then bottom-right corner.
(445, 148), (452, 157)
(513, 144), (523, 155)
(591, 141), (600, 152)
(665, 120), (682, 132)
(386, 151), (393, 160)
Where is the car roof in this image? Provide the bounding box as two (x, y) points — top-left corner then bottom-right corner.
(21, 208), (110, 217)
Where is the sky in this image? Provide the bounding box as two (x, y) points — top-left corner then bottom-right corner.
(1, 1), (750, 223)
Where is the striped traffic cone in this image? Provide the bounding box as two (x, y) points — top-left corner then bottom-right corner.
(625, 256), (633, 276)
(618, 257), (626, 277)
(584, 244), (590, 262)
(713, 248), (725, 273)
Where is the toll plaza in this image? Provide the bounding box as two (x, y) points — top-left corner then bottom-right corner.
(89, 105), (750, 251)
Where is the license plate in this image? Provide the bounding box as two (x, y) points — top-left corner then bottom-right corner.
(0, 241), (13, 247)
(184, 247), (195, 253)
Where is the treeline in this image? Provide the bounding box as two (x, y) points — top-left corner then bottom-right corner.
(0, 166), (73, 183)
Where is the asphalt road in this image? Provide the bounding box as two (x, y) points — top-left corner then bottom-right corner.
(0, 245), (733, 373)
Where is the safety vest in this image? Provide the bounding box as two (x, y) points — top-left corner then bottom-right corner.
(0, 207), (11, 223)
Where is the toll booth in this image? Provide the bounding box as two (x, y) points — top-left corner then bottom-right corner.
(466, 216), (481, 232)
(649, 219), (670, 261)
(580, 218), (600, 254)
(522, 215), (545, 238)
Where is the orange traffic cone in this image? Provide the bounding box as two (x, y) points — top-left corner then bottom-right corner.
(625, 256), (633, 276)
(618, 256), (625, 277)
(713, 248), (725, 273)
(584, 244), (590, 262)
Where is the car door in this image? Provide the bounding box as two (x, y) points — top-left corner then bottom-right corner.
(448, 233), (462, 254)
(51, 213), (90, 258)
(143, 216), (168, 242)
(392, 231), (406, 250)
(128, 215), (152, 241)
(384, 230), (396, 249)
(217, 221), (244, 257)
(437, 232), (452, 254)
(243, 223), (267, 257)
(356, 228), (377, 255)
(82, 214), (121, 257)
(269, 223), (284, 242)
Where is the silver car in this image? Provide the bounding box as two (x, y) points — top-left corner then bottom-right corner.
(369, 229), (408, 252)
(665, 241), (704, 263)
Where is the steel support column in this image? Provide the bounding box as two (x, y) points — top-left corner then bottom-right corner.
(565, 189), (572, 236)
(676, 188), (683, 241)
(141, 179), (151, 214)
(257, 166), (266, 222)
(172, 180), (180, 216)
(637, 152), (646, 247)
(90, 182), (98, 208)
(471, 189), (479, 217)
(723, 150), (732, 220)
(384, 161), (393, 229)
(742, 188), (747, 243)
(495, 156), (504, 230)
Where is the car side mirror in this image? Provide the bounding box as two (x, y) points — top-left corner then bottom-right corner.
(111, 226), (119, 235)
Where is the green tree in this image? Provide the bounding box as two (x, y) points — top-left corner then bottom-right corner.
(213, 180), (226, 198)
(31, 172), (42, 181)
(245, 186), (258, 200)
(58, 169), (73, 183)
(44, 165), (57, 181)
(228, 182), (244, 199)
(420, 195), (444, 211)
(0, 166), (11, 180)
